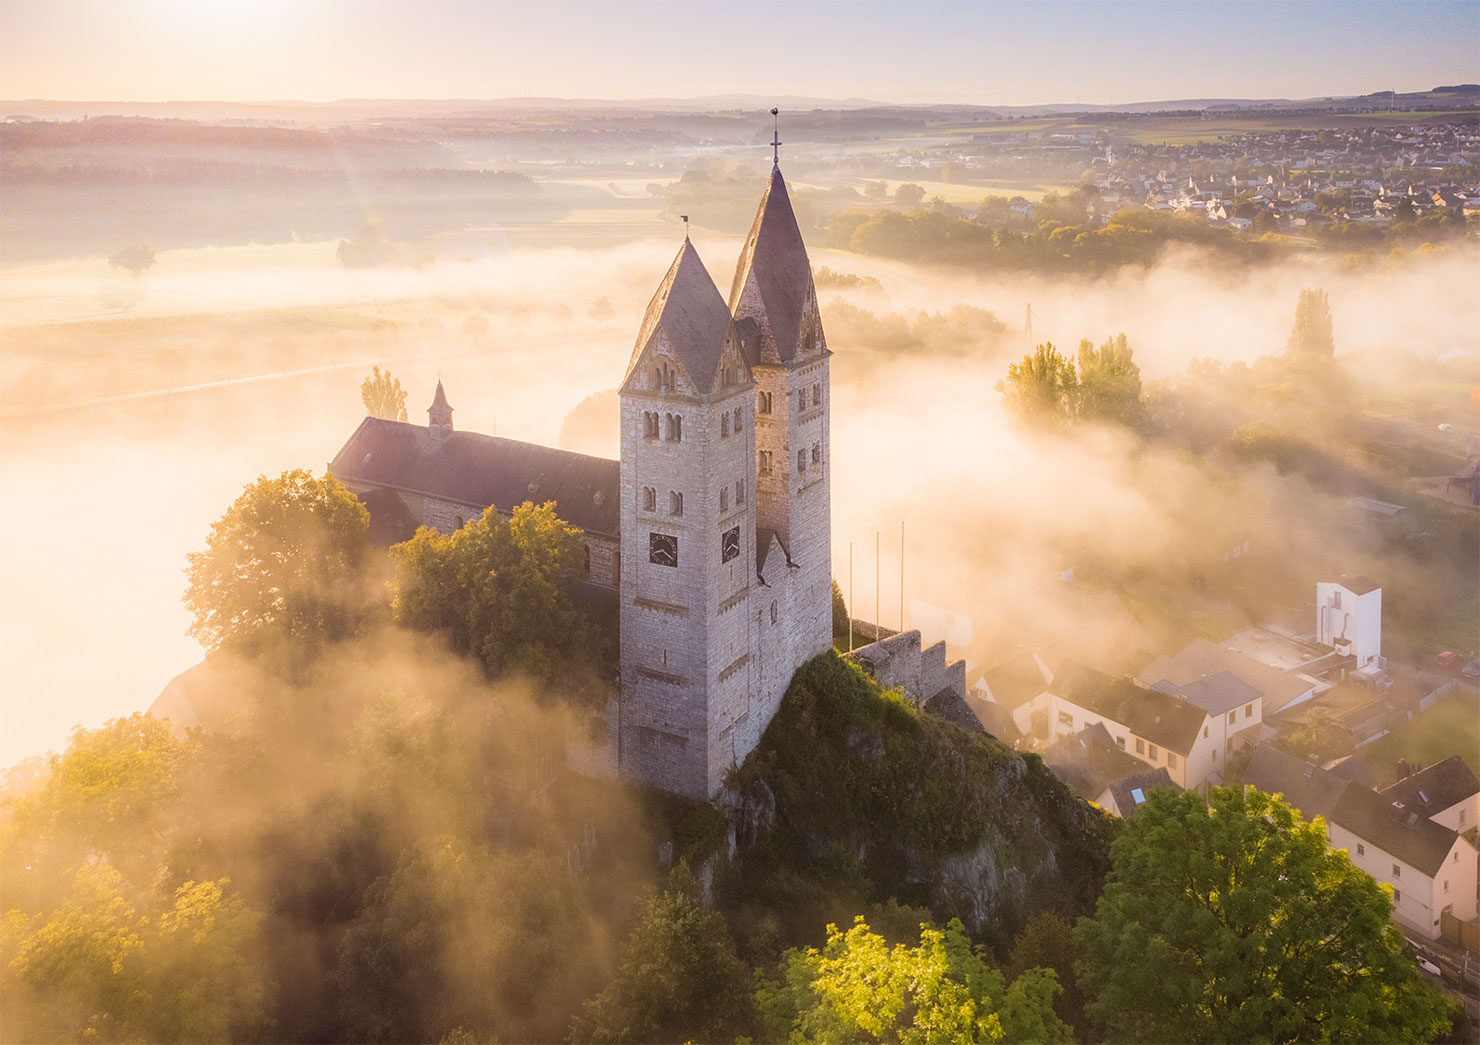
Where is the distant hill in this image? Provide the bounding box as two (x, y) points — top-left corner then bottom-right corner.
(4, 85), (1475, 123)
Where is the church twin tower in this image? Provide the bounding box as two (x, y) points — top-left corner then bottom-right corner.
(617, 164), (833, 798)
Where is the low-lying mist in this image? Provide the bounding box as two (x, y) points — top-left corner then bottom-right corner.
(1, 233), (1476, 765)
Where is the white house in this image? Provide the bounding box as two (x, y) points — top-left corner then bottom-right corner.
(1047, 661), (1228, 793)
(1316, 577), (1383, 675)
(1246, 746), (1480, 941)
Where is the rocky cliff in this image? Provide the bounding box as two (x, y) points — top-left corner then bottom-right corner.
(713, 652), (1116, 953)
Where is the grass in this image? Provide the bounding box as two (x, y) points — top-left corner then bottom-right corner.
(1355, 688), (1480, 786)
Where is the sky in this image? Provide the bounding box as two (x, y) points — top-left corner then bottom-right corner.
(1, 0), (1477, 107)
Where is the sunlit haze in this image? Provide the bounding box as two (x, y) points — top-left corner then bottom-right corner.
(1, 0), (1476, 106)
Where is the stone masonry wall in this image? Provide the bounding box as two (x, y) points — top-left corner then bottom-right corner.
(846, 630), (968, 707)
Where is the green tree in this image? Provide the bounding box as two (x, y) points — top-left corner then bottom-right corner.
(1076, 333), (1144, 427)
(832, 578), (850, 639)
(184, 469), (371, 657)
(572, 871), (754, 1044)
(108, 244), (156, 276)
(995, 342), (1079, 430)
(337, 837), (591, 1044)
(1006, 912), (1089, 1041)
(361, 366), (408, 422)
(1075, 786), (1450, 1044)
(390, 502), (599, 690)
(758, 915), (1070, 1044)
(895, 183), (926, 207)
(1286, 287), (1335, 361)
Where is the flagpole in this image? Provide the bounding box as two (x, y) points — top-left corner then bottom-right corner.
(900, 519), (905, 634)
(875, 531), (880, 640)
(848, 542), (854, 653)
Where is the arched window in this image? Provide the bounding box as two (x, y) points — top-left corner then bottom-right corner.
(797, 449), (806, 474)
(812, 382), (822, 407)
(757, 391), (772, 414)
(758, 450), (772, 475)
(735, 478), (745, 505)
(733, 406), (742, 432)
(664, 414), (681, 442)
(721, 413), (730, 438)
(670, 490), (683, 516)
(643, 411), (659, 438)
(720, 488), (729, 512)
(770, 601), (778, 624)
(642, 486), (656, 512)
(811, 443), (820, 465)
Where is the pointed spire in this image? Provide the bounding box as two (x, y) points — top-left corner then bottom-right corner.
(622, 238), (736, 394)
(729, 164), (820, 365)
(428, 378), (453, 440)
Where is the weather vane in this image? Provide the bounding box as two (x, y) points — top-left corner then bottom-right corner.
(680, 214), (689, 239)
(770, 107), (781, 166)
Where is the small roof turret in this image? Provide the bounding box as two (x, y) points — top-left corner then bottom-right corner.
(728, 165), (823, 366)
(623, 238), (739, 395)
(428, 378), (453, 438)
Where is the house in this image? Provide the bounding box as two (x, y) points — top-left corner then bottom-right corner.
(1245, 746), (1480, 941)
(1099, 767), (1177, 819)
(972, 649), (1053, 740)
(1047, 662), (1225, 792)
(1041, 721), (1149, 801)
(1315, 577), (1383, 678)
(1139, 636), (1316, 717)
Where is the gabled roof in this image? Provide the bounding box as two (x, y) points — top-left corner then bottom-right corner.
(1042, 721), (1150, 799)
(1333, 784), (1462, 879)
(329, 417), (621, 536)
(1334, 575), (1381, 596)
(979, 650), (1051, 711)
(1051, 661), (1207, 755)
(1105, 767), (1176, 819)
(1150, 669), (1261, 717)
(624, 238), (737, 395)
(1381, 756), (1480, 817)
(1139, 638), (1314, 715)
(1245, 744), (1351, 823)
(729, 165), (820, 366)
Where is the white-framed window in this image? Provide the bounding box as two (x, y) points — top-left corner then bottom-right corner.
(1392, 864), (1401, 878)
(1393, 889), (1401, 904)
(1357, 843), (1365, 856)
(1244, 703), (1253, 718)
(1057, 711), (1074, 728)
(1135, 738), (1145, 755)
(1148, 744), (1159, 760)
(1168, 752), (1178, 769)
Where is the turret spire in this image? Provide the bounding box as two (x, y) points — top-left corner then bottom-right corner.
(428, 378), (453, 441)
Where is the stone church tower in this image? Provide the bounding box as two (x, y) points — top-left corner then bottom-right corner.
(617, 163), (832, 799)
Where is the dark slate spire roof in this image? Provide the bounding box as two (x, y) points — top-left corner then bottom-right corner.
(729, 166), (819, 366)
(430, 379), (451, 412)
(624, 238), (735, 394)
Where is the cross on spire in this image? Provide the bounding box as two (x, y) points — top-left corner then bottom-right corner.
(770, 107), (781, 167)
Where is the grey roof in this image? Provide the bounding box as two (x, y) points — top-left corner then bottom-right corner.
(980, 650), (1051, 711)
(1052, 661), (1208, 754)
(625, 238), (736, 394)
(1042, 720), (1150, 799)
(1151, 669), (1261, 717)
(1139, 638), (1313, 714)
(1244, 744), (1351, 822)
(1380, 756), (1480, 817)
(728, 166), (820, 366)
(1338, 575), (1382, 596)
(1333, 784), (1460, 879)
(965, 695), (1023, 745)
(1105, 767), (1176, 819)
(429, 379), (451, 414)
(330, 417), (621, 536)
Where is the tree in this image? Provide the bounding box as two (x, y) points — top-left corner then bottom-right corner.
(758, 915), (1071, 1044)
(361, 366), (408, 422)
(1006, 912), (1089, 1041)
(894, 182), (926, 206)
(996, 342), (1079, 430)
(1076, 333), (1144, 427)
(1075, 786), (1450, 1044)
(108, 244), (156, 275)
(832, 578), (849, 640)
(184, 470), (371, 657)
(572, 871), (754, 1044)
(390, 502), (600, 691)
(1286, 287), (1335, 361)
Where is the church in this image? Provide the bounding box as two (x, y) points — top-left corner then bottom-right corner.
(330, 156), (834, 800)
